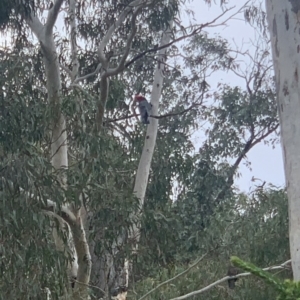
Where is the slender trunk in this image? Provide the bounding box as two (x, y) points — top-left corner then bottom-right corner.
(32, 16), (91, 299)
(130, 20), (174, 252)
(89, 22), (174, 300)
(265, 0), (300, 280)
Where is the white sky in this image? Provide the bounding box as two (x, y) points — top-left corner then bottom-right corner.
(187, 0), (285, 192)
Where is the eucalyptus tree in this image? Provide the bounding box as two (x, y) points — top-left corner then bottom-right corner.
(0, 0), (180, 298)
(265, 0), (300, 281)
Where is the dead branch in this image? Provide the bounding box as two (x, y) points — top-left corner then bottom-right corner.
(214, 123), (279, 204)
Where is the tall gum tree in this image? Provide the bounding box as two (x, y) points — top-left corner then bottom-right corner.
(25, 1), (91, 298)
(265, 0), (300, 280)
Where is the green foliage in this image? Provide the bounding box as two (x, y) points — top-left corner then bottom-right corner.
(132, 188), (289, 300)
(279, 280), (300, 300)
(0, 44), (140, 299)
(231, 256), (284, 291)
(232, 257), (300, 300)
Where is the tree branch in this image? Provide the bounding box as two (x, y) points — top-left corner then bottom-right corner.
(106, 6), (141, 76)
(214, 123), (279, 204)
(74, 63), (102, 83)
(125, 5), (238, 68)
(26, 14), (44, 41)
(96, 75), (109, 131)
(104, 101), (202, 124)
(74, 279), (107, 297)
(45, 0), (65, 35)
(44, 199), (77, 224)
(97, 0), (150, 64)
(0, 176), (77, 224)
(69, 0), (79, 81)
(138, 254), (207, 300)
(169, 259), (291, 300)
(60, 63), (72, 77)
(151, 102), (202, 119)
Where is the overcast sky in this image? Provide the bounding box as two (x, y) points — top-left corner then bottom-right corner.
(186, 0), (285, 192)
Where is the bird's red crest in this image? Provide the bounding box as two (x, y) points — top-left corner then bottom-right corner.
(134, 94), (146, 101)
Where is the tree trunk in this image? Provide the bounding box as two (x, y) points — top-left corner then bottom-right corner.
(130, 20), (174, 250)
(89, 22), (174, 299)
(26, 5), (91, 297)
(265, 0), (300, 280)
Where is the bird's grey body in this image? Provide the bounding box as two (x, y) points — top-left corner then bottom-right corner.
(137, 99), (152, 124)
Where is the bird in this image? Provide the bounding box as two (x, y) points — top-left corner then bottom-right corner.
(227, 265), (239, 289)
(133, 94), (152, 124)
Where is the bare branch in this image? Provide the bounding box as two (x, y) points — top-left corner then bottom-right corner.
(251, 124), (279, 148)
(169, 259), (291, 300)
(214, 123), (279, 204)
(151, 102), (202, 119)
(106, 7), (141, 76)
(104, 113), (138, 123)
(26, 14), (44, 41)
(97, 0), (149, 64)
(125, 5), (240, 68)
(104, 102), (202, 124)
(139, 254), (207, 300)
(74, 63), (102, 83)
(45, 0), (65, 35)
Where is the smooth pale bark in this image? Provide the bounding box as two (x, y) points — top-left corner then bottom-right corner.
(107, 22), (174, 300)
(89, 22), (174, 300)
(131, 21), (174, 247)
(26, 4), (91, 298)
(265, 0), (300, 280)
(68, 3), (92, 295)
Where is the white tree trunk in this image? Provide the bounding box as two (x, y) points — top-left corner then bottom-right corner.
(131, 20), (174, 249)
(265, 0), (300, 280)
(26, 4), (91, 297)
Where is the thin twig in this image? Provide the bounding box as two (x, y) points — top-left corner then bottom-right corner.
(138, 254), (207, 300)
(125, 3), (248, 68)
